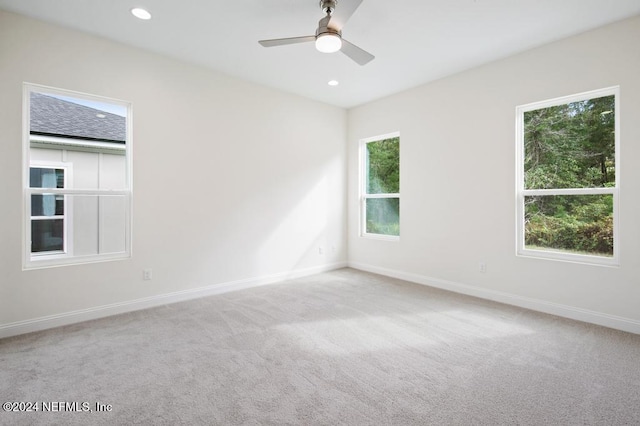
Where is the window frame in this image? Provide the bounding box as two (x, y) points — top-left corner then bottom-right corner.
(359, 132), (400, 241)
(23, 83), (133, 270)
(515, 86), (620, 266)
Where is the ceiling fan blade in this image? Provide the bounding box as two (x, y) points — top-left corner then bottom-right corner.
(259, 36), (315, 47)
(318, 14), (331, 29)
(341, 39), (374, 65)
(328, 0), (364, 30)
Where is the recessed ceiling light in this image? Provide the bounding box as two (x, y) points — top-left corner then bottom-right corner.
(131, 7), (151, 20)
(328, 80), (339, 86)
(96, 113), (106, 118)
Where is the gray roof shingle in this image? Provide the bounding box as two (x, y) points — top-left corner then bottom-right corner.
(30, 92), (126, 143)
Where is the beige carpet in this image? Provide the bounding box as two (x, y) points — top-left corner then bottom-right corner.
(1, 268), (639, 425)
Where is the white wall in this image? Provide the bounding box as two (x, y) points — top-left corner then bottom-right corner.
(0, 10), (347, 334)
(348, 16), (640, 331)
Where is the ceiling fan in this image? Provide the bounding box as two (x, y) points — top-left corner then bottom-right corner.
(258, 0), (375, 66)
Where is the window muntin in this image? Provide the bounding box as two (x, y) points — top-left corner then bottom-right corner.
(361, 133), (400, 238)
(24, 84), (132, 269)
(516, 87), (619, 265)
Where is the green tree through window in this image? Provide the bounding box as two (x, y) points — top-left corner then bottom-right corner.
(362, 135), (400, 237)
(519, 89), (617, 261)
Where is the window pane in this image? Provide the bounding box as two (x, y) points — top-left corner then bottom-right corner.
(30, 92), (127, 191)
(524, 95), (615, 190)
(30, 168), (64, 188)
(524, 194), (613, 257)
(31, 194), (64, 216)
(32, 219), (64, 253)
(366, 198), (399, 236)
(366, 137), (399, 194)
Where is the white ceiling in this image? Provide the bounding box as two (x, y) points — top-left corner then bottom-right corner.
(1, 0), (639, 108)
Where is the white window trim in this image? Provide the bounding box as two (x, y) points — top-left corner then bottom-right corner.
(359, 131), (400, 241)
(515, 86), (620, 266)
(23, 83), (133, 270)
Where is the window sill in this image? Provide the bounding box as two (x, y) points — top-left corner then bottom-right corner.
(517, 248), (618, 267)
(361, 233), (400, 242)
(23, 252), (131, 270)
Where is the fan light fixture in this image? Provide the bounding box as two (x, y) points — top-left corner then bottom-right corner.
(315, 33), (342, 53)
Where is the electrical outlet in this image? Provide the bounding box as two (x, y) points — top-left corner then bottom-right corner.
(143, 269), (152, 280)
(478, 262), (487, 273)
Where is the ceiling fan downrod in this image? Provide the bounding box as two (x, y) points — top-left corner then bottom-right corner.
(320, 0), (337, 15)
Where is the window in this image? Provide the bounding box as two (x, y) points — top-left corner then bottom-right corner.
(516, 87), (619, 265)
(24, 84), (132, 269)
(30, 164), (69, 255)
(360, 133), (400, 239)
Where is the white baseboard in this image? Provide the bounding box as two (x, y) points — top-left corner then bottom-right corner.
(349, 261), (640, 335)
(0, 261), (348, 339)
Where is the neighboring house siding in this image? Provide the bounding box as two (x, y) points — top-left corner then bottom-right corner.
(30, 146), (127, 256)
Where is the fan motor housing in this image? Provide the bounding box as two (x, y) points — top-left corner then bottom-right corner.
(316, 26), (341, 38)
